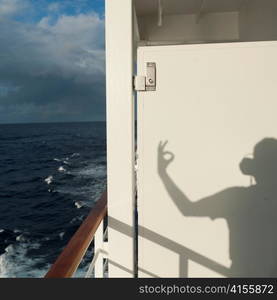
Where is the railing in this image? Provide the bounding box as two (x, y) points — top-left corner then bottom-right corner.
(45, 191), (107, 278)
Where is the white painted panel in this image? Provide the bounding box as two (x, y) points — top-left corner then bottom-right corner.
(106, 0), (135, 277)
(137, 41), (277, 277)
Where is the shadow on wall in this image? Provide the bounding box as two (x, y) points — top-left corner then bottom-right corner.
(108, 216), (231, 278)
(158, 138), (277, 277)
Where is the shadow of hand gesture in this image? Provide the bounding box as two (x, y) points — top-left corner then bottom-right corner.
(158, 141), (175, 175)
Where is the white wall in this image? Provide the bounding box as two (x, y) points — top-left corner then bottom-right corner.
(138, 12), (239, 43)
(239, 0), (277, 41)
(106, 0), (135, 277)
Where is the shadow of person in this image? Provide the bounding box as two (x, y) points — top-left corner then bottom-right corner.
(158, 139), (277, 277)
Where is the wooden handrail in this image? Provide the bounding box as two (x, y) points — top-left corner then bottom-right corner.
(45, 191), (107, 278)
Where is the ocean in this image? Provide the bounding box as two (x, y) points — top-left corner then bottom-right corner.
(0, 122), (106, 278)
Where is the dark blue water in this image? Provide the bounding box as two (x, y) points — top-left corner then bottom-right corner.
(0, 122), (106, 277)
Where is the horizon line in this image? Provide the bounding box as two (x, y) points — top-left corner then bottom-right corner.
(0, 120), (106, 126)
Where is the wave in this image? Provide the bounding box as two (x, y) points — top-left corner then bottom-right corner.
(59, 232), (65, 240)
(58, 166), (66, 172)
(0, 121), (106, 278)
(44, 175), (53, 185)
(0, 240), (90, 278)
(77, 164), (106, 178)
(0, 241), (48, 278)
(74, 201), (85, 209)
(53, 158), (62, 162)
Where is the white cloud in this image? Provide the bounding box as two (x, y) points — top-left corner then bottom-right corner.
(0, 7), (105, 123)
(0, 12), (105, 84)
(35, 13), (105, 80)
(0, 0), (28, 17)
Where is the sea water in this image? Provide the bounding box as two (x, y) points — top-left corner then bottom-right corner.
(0, 122), (106, 277)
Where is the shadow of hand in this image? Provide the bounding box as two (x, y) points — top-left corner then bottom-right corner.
(158, 141), (175, 175)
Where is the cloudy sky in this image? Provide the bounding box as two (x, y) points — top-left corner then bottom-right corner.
(0, 0), (105, 124)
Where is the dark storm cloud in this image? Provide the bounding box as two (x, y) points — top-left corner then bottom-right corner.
(0, 9), (105, 123)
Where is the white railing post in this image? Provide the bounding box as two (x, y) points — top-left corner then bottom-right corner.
(85, 220), (108, 278)
(94, 220), (104, 277)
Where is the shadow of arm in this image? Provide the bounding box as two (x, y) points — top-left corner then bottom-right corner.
(158, 141), (195, 216)
(158, 169), (196, 216)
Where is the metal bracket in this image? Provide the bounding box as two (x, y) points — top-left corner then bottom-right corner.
(134, 62), (156, 91)
(146, 62), (156, 91)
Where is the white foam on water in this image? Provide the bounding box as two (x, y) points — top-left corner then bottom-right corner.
(4, 245), (13, 253)
(70, 216), (84, 224)
(45, 175), (53, 185)
(59, 232), (65, 240)
(74, 201), (84, 209)
(0, 242), (49, 278)
(0, 241), (94, 278)
(59, 181), (105, 206)
(77, 164), (106, 178)
(54, 156), (71, 162)
(57, 186), (85, 196)
(58, 166), (66, 172)
(16, 234), (26, 242)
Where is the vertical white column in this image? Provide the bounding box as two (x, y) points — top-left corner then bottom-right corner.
(105, 0), (135, 277)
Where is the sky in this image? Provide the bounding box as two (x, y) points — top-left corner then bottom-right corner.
(0, 0), (105, 124)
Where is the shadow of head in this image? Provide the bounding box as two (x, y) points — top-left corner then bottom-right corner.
(240, 138), (277, 186)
